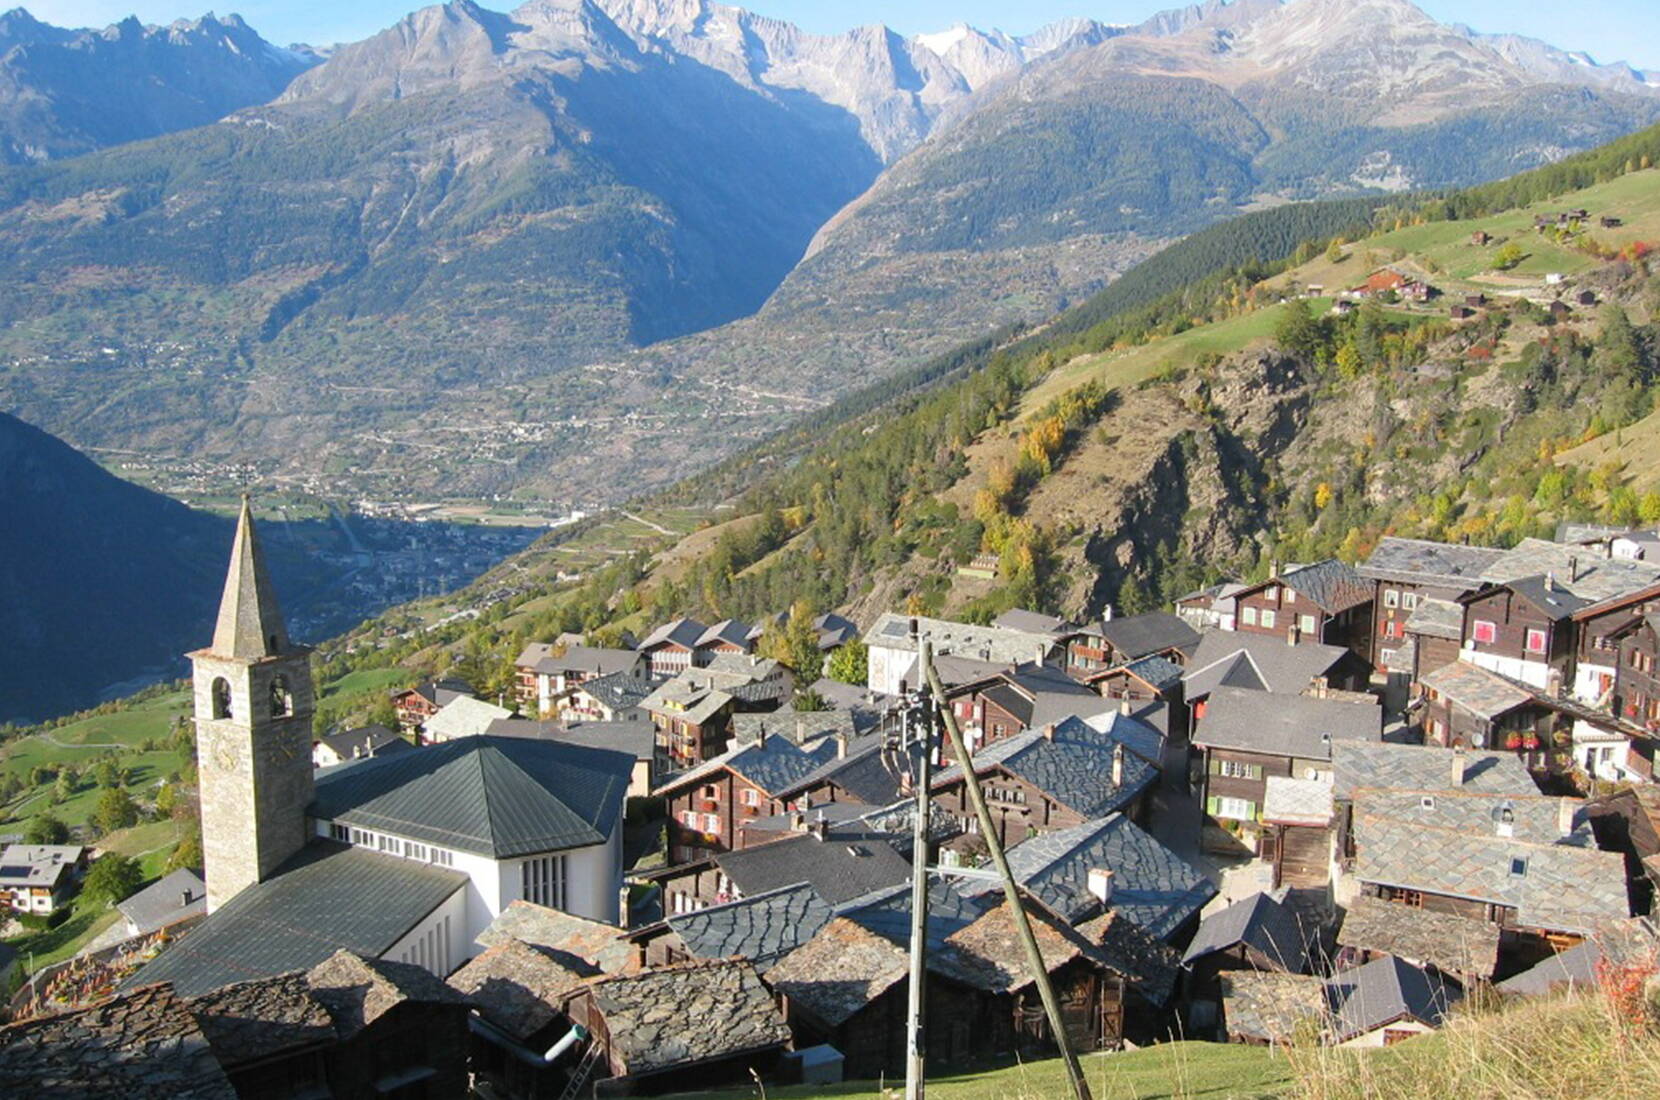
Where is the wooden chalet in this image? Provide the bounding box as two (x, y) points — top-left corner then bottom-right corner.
(638, 618), (707, 677)
(1060, 611), (1198, 681)
(390, 678), (473, 732)
(1358, 536), (1505, 690)
(1258, 776), (1336, 889)
(1229, 560), (1375, 661)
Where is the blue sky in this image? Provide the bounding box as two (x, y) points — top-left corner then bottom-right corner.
(23, 0), (1660, 69)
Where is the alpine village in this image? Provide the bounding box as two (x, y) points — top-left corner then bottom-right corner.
(3, 0), (1660, 1097)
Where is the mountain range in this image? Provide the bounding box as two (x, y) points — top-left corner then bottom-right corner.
(0, 0), (1658, 506)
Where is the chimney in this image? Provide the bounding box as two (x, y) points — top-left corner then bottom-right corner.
(352, 744), (363, 759)
(1087, 868), (1115, 905)
(1043, 723), (1057, 741)
(1568, 555), (1580, 583)
(1112, 743), (1125, 788)
(1558, 798), (1578, 836)
(1102, 604), (1114, 623)
(1450, 746), (1467, 788)
(1287, 625), (1299, 647)
(181, 889), (193, 907)
(754, 725), (766, 749)
(789, 809), (806, 832)
(1269, 559), (1280, 579)
(835, 732), (849, 760)
(1119, 696), (1133, 716)
(809, 812), (829, 841)
(1545, 571), (1556, 592)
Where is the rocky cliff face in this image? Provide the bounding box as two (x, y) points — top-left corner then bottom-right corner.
(0, 9), (316, 162)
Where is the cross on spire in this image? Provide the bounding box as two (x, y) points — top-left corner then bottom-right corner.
(210, 494), (288, 659)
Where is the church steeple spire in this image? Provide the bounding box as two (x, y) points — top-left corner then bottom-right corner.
(210, 495), (288, 659)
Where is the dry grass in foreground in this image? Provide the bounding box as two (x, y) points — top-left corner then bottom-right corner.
(1286, 983), (1660, 1100)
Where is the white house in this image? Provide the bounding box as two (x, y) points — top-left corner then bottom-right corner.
(862, 612), (1057, 696)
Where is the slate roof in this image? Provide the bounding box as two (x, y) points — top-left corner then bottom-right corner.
(1192, 687), (1380, 759)
(775, 734), (905, 805)
(205, 498), (288, 663)
(524, 645), (640, 678)
(1088, 612), (1201, 658)
(1219, 971), (1326, 1044)
(186, 972), (333, 1067)
(122, 844), (466, 998)
(658, 735), (838, 798)
(1073, 909), (1184, 1006)
(476, 901), (632, 975)
(1358, 537), (1506, 589)
(1481, 538), (1660, 607)
(1330, 742), (1537, 801)
(423, 694), (513, 740)
(1182, 892), (1312, 973)
(315, 723), (410, 762)
(117, 868), (207, 936)
(814, 613), (860, 650)
(864, 612), (1057, 665)
(932, 897), (1128, 995)
(401, 678), (473, 707)
(1182, 632), (1349, 699)
(641, 618), (706, 651)
(0, 984), (237, 1099)
(765, 917), (911, 1027)
(447, 938), (590, 1040)
(1352, 789), (1592, 847)
(1486, 574), (1589, 621)
(665, 882), (835, 969)
(1261, 776), (1335, 827)
(731, 710), (858, 747)
(1352, 815), (1630, 935)
(571, 672), (655, 713)
(715, 829), (911, 905)
(698, 619), (754, 650)
(987, 814), (1215, 939)
(1336, 896), (1500, 979)
(312, 734), (632, 858)
(1256, 559), (1373, 613)
(305, 950), (469, 1037)
(0, 844), (82, 889)
(1113, 654), (1186, 692)
(1403, 598), (1464, 640)
(993, 609), (1073, 636)
(575, 958), (791, 1076)
(933, 714), (1161, 819)
(1325, 955), (1459, 1042)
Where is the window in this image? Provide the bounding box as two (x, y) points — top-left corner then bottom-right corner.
(210, 677), (233, 720)
(1283, 588), (1296, 604)
(1391, 889), (1424, 908)
(431, 848), (453, 867)
(739, 787), (760, 807)
(1242, 606), (1258, 627)
(1384, 589), (1400, 609)
(1300, 614), (1317, 636)
(521, 854), (567, 909)
(1472, 620), (1497, 645)
(405, 842), (429, 862)
(269, 675), (293, 718)
(1525, 628), (1548, 655)
(701, 785), (719, 800)
(1402, 592), (1419, 611)
(1509, 857), (1528, 877)
(329, 822), (350, 842)
(349, 827), (372, 846)
(1260, 609), (1277, 630)
(1215, 796), (1256, 820)
(703, 813), (720, 834)
(1419, 796), (1435, 809)
(1218, 759), (1257, 779)
(1384, 620), (1404, 640)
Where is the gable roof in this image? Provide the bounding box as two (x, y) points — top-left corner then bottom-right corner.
(765, 917), (911, 1027)
(486, 717), (658, 764)
(1359, 537), (1507, 589)
(1219, 970), (1326, 1044)
(1336, 895), (1501, 979)
(116, 867), (207, 936)
(1480, 537), (1660, 609)
(1325, 955), (1459, 1041)
(991, 814), (1215, 939)
(1183, 632), (1350, 699)
(312, 735), (632, 859)
(304, 950), (468, 1037)
(640, 618), (707, 652)
(476, 901), (632, 975)
(731, 709), (858, 747)
(525, 645), (640, 678)
(423, 694), (514, 740)
(714, 829), (911, 905)
(698, 619), (754, 649)
(121, 843), (465, 998)
(993, 608), (1072, 636)
(0, 984), (237, 1099)
(1331, 742), (1537, 801)
(1261, 776), (1334, 827)
(1496, 917), (1660, 997)
(187, 972), (334, 1068)
(665, 882), (835, 969)
(1239, 560), (1372, 614)
(1353, 814), (1629, 935)
(1192, 687), (1380, 759)
(933, 714), (1161, 819)
(1103, 654), (1185, 692)
(1352, 789), (1591, 847)
(1182, 892), (1312, 973)
(864, 612), (1057, 665)
(575, 672), (656, 711)
(657, 734), (839, 799)
(575, 959), (791, 1076)
(447, 939), (591, 1040)
(1403, 597), (1464, 640)
(316, 723), (408, 762)
(1089, 612), (1201, 658)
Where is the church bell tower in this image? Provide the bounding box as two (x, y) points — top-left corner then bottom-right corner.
(189, 497), (315, 912)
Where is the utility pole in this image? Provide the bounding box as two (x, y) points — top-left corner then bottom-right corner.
(921, 650), (1095, 1100)
(904, 634), (933, 1100)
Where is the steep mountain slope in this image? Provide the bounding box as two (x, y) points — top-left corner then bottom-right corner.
(293, 126), (1660, 720)
(0, 9), (316, 163)
(1, 0), (1658, 510)
(0, 410), (233, 723)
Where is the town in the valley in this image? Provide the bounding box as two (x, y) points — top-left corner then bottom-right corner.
(2, 495), (1657, 1096)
